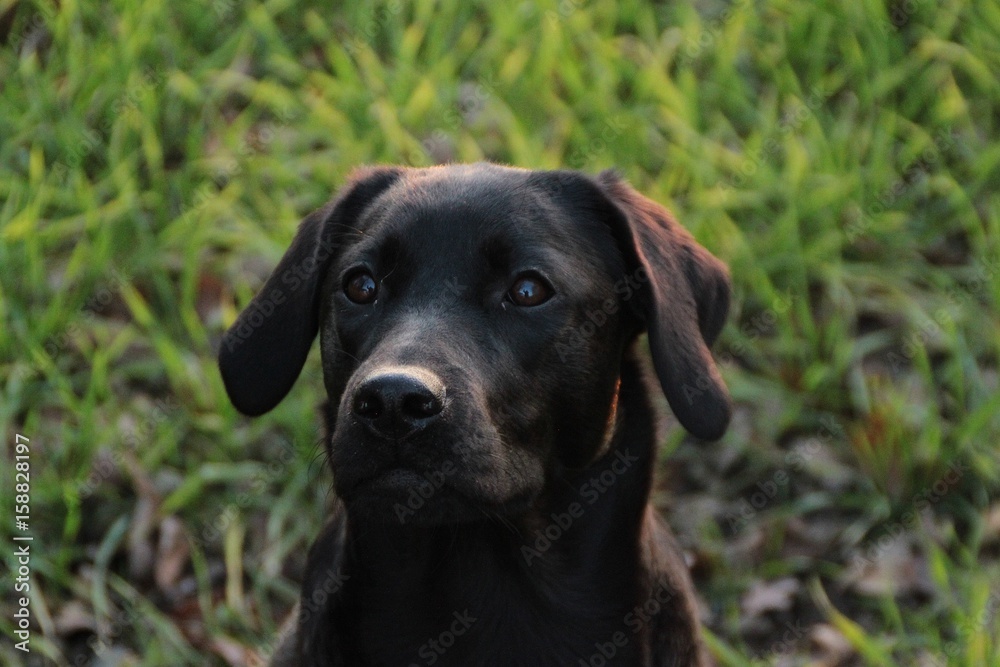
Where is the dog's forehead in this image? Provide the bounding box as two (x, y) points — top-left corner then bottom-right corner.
(370, 169), (547, 235)
(350, 166), (611, 271)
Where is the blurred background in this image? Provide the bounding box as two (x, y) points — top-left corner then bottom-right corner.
(2, 0), (999, 664)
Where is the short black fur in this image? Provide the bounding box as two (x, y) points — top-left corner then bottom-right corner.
(219, 163), (731, 666)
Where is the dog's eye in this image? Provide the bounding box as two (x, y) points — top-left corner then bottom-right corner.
(506, 274), (553, 307)
(344, 270), (378, 304)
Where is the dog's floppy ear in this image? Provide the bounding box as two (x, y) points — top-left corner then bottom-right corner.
(595, 170), (731, 440)
(218, 167), (402, 416)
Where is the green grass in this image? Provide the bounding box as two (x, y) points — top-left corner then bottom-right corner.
(2, 0), (999, 664)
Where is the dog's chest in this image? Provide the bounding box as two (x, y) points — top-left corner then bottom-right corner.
(347, 578), (645, 667)
(355, 613), (645, 667)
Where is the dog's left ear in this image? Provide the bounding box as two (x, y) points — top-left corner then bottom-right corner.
(594, 170), (732, 440)
(218, 167), (402, 416)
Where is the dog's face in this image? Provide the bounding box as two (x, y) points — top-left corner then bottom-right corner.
(219, 164), (731, 524)
(318, 168), (634, 521)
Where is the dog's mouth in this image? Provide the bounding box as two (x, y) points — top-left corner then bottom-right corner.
(349, 466), (452, 496)
(337, 461), (540, 525)
(329, 417), (548, 524)
(336, 463), (465, 521)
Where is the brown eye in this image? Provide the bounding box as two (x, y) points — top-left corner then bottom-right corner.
(344, 271), (378, 304)
(507, 274), (553, 307)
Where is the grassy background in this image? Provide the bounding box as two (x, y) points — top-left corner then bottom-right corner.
(2, 0), (999, 664)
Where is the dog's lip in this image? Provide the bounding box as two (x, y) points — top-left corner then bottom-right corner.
(345, 465), (451, 497)
(371, 467), (431, 487)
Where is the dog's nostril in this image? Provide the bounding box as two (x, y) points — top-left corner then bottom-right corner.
(351, 368), (446, 439)
(401, 393), (443, 419)
(353, 392), (384, 419)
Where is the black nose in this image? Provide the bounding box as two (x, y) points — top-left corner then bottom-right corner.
(351, 369), (445, 440)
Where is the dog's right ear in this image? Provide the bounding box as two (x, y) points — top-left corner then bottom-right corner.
(218, 167), (402, 416)
(592, 171), (732, 441)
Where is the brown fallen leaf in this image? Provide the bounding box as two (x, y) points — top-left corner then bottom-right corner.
(810, 622), (855, 666)
(783, 516), (845, 561)
(842, 534), (935, 598)
(124, 446), (164, 584)
(723, 521), (767, 566)
(196, 271), (227, 327)
(741, 577), (801, 617)
(53, 600), (96, 636)
(155, 515), (191, 592)
(209, 634), (256, 667)
(982, 502), (1000, 549)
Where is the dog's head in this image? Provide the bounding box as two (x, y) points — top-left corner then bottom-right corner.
(219, 164), (730, 523)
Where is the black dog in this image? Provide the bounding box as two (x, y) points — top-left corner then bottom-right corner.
(218, 163), (731, 666)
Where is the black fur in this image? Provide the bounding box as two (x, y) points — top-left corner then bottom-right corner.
(219, 163), (731, 666)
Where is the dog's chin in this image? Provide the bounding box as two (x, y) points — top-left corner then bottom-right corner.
(344, 494), (483, 526)
(338, 469), (538, 526)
